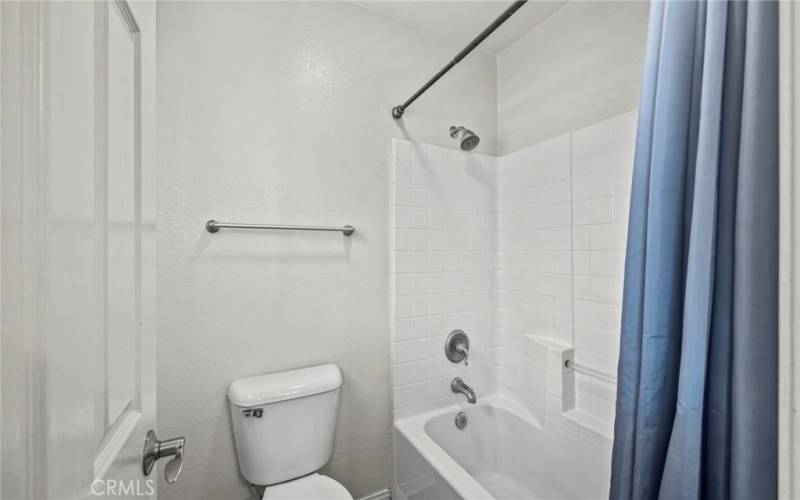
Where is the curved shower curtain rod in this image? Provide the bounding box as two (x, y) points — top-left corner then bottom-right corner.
(391, 0), (528, 119)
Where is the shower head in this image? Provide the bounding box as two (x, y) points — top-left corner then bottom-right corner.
(450, 126), (480, 151)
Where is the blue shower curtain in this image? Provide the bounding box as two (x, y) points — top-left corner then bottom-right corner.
(609, 1), (778, 499)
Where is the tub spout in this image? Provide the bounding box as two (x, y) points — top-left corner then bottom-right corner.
(451, 377), (477, 404)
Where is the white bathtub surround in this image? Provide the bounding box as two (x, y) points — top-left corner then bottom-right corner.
(394, 394), (612, 500)
(392, 111), (635, 499)
(496, 132), (574, 427)
(391, 139), (499, 417)
(498, 111), (636, 430)
(570, 112), (635, 433)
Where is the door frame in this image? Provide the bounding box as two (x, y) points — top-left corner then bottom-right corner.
(1, 2), (50, 497)
(779, 1), (800, 497)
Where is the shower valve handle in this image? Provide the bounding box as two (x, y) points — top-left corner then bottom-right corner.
(445, 330), (470, 366)
(455, 341), (469, 366)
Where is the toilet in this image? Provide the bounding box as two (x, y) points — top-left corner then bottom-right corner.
(228, 364), (353, 500)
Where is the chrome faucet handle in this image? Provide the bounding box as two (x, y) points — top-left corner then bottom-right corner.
(445, 330), (470, 366)
(143, 430), (186, 484)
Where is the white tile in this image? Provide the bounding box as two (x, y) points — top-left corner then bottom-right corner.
(573, 198), (614, 226)
(394, 337), (437, 364)
(411, 230), (428, 251)
(590, 250), (625, 277)
(574, 324), (620, 359)
(590, 223), (627, 250)
(410, 185), (428, 207)
(576, 374), (617, 413)
(394, 274), (412, 297)
(574, 251), (591, 274)
(394, 296), (412, 319)
(392, 112), (633, 418)
(394, 183), (411, 206)
(612, 166), (634, 195)
(573, 171), (614, 201)
(394, 160), (412, 183)
(393, 251), (412, 273)
(411, 207), (429, 229)
(574, 300), (620, 332)
(612, 193), (631, 223)
(395, 319), (412, 340)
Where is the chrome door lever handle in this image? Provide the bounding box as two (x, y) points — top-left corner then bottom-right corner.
(143, 430), (185, 484)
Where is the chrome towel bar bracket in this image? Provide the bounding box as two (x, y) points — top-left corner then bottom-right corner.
(205, 220), (355, 236)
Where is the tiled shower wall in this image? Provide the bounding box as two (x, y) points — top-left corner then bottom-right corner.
(497, 110), (636, 435)
(391, 110), (636, 430)
(391, 140), (498, 416)
(570, 112), (636, 428)
(495, 133), (574, 418)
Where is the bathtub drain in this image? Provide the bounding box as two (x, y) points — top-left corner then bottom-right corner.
(455, 411), (467, 429)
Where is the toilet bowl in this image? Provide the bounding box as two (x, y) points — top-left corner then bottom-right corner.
(228, 364), (353, 500)
(262, 473), (351, 500)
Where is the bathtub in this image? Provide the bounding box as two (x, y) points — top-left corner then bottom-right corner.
(394, 393), (610, 500)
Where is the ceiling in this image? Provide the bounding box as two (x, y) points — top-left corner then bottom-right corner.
(352, 1), (567, 55)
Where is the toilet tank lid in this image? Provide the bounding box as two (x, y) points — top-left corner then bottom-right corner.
(228, 364), (342, 407)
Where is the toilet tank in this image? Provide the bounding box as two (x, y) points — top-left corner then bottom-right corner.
(228, 364), (342, 486)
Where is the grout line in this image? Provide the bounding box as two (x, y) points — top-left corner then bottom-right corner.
(569, 131), (577, 348)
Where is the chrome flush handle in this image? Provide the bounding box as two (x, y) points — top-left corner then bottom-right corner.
(143, 430), (185, 484)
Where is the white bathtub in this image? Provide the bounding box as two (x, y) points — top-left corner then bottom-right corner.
(394, 394), (610, 500)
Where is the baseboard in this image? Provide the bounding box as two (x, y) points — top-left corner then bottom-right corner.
(357, 487), (391, 500)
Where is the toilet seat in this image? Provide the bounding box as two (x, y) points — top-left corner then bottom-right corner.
(262, 473), (352, 500)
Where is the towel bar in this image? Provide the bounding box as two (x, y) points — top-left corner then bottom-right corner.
(205, 220), (355, 236)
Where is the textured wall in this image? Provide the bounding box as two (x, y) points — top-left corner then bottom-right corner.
(497, 0), (649, 154)
(156, 2), (496, 499)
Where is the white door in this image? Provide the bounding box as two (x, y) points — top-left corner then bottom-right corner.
(0, 1), (165, 498)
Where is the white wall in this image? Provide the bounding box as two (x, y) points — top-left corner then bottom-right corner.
(497, 0), (649, 154)
(390, 139), (498, 416)
(778, 2), (800, 493)
(156, 2), (496, 499)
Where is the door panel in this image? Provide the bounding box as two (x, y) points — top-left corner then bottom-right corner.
(105, 0), (138, 435)
(46, 1), (99, 495)
(1, 1), (157, 498)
